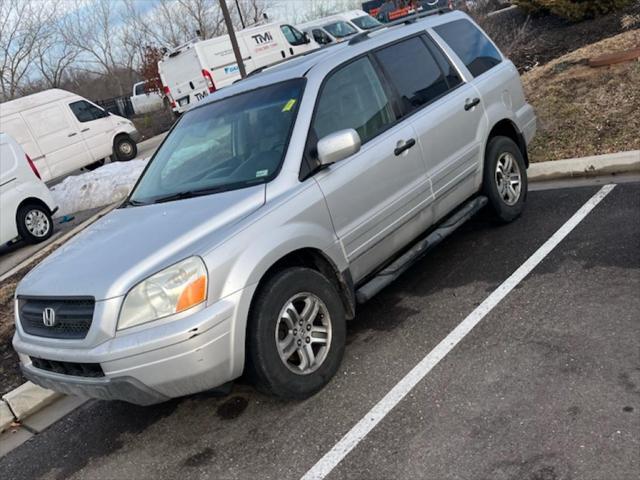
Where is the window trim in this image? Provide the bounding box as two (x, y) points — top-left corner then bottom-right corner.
(300, 31), (466, 181)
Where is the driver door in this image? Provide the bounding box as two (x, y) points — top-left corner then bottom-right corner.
(311, 57), (432, 282)
(67, 100), (114, 161)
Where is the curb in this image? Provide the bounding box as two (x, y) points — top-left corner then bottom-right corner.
(0, 382), (61, 432)
(528, 150), (640, 182)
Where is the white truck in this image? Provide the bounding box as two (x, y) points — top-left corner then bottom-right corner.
(158, 22), (318, 115)
(130, 81), (164, 115)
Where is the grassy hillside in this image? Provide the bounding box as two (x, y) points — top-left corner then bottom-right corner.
(522, 29), (640, 162)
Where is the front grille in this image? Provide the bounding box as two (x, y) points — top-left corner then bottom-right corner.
(18, 297), (95, 339)
(30, 357), (104, 377)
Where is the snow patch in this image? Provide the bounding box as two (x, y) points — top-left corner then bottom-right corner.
(51, 159), (148, 217)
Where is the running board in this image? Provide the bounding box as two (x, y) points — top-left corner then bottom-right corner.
(355, 196), (488, 303)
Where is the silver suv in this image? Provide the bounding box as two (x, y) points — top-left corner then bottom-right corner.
(14, 10), (536, 404)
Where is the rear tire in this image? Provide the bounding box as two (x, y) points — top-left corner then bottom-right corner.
(114, 136), (137, 161)
(246, 268), (346, 399)
(17, 203), (53, 244)
(483, 136), (527, 223)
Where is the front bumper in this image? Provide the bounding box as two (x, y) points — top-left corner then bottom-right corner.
(129, 129), (142, 143)
(13, 295), (238, 405)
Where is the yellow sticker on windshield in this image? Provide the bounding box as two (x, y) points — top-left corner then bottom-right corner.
(282, 99), (296, 112)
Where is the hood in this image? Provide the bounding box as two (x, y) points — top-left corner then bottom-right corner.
(18, 185), (265, 300)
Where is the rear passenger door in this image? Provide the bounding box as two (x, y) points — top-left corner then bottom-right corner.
(311, 57), (431, 282)
(373, 34), (486, 220)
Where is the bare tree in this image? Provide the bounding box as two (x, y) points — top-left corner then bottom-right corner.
(0, 0), (51, 100)
(33, 15), (81, 89)
(61, 0), (137, 96)
(235, 0), (268, 25)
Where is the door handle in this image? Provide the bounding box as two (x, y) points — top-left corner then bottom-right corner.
(465, 98), (481, 111)
(394, 138), (416, 156)
(81, 128), (90, 132)
(68, 132), (77, 137)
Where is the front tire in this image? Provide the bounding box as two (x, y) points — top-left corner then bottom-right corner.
(246, 268), (346, 399)
(114, 136), (137, 161)
(483, 136), (527, 222)
(17, 203), (53, 244)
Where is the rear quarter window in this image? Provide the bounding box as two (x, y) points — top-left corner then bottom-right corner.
(433, 19), (502, 78)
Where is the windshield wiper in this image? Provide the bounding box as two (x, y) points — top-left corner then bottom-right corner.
(121, 198), (149, 208)
(149, 186), (227, 205)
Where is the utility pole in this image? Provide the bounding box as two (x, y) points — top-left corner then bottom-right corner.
(219, 0), (247, 78)
(235, 0), (246, 29)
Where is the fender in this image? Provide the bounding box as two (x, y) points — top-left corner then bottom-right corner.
(200, 181), (348, 379)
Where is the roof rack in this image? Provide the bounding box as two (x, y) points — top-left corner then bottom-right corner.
(348, 7), (452, 46)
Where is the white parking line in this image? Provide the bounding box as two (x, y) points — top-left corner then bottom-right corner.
(301, 184), (616, 480)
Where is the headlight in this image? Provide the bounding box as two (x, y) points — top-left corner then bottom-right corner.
(118, 257), (208, 330)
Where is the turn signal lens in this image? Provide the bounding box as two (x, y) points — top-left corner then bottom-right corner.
(177, 275), (207, 312)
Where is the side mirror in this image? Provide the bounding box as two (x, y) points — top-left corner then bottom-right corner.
(303, 32), (311, 44)
(317, 129), (361, 167)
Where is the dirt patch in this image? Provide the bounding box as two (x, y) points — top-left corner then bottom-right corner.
(0, 267), (31, 394)
(522, 29), (640, 162)
(479, 3), (640, 71)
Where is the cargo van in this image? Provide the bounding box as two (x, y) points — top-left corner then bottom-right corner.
(297, 10), (381, 46)
(158, 22), (318, 115)
(0, 89), (141, 182)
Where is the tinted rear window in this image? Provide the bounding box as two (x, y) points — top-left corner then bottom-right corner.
(374, 36), (451, 114)
(434, 19), (502, 77)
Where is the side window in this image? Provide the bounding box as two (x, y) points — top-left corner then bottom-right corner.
(312, 57), (395, 144)
(374, 36), (451, 115)
(134, 83), (145, 95)
(423, 35), (462, 89)
(280, 25), (306, 46)
(313, 29), (333, 45)
(433, 19), (502, 77)
(69, 100), (108, 123)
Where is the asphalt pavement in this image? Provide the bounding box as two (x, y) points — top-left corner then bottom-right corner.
(0, 180), (637, 480)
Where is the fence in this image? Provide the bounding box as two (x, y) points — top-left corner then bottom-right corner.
(96, 96), (135, 118)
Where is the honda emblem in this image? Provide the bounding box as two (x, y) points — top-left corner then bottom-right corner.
(42, 307), (56, 327)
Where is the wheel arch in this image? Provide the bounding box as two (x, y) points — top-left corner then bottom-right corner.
(112, 131), (132, 147)
(250, 247), (356, 322)
(17, 197), (53, 218)
(487, 119), (529, 167)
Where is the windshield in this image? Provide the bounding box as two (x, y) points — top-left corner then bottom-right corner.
(323, 21), (358, 39)
(351, 15), (381, 30)
(130, 79), (305, 205)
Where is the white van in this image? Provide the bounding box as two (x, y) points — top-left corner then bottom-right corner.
(0, 89), (141, 182)
(297, 10), (381, 46)
(159, 22), (318, 115)
(0, 133), (57, 245)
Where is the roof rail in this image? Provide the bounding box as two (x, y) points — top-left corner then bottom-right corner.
(245, 44), (339, 79)
(348, 7), (452, 46)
